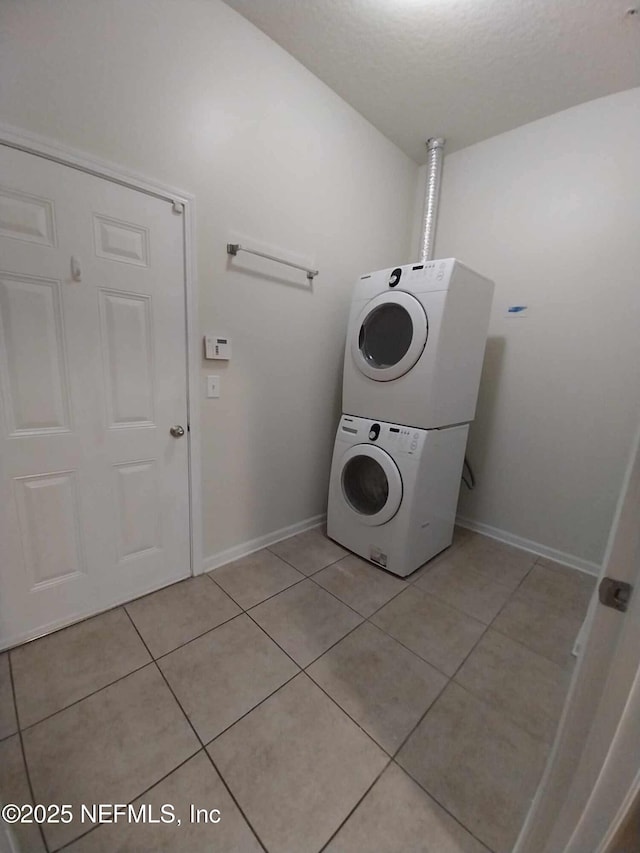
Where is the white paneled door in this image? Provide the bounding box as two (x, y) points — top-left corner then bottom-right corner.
(0, 146), (190, 649)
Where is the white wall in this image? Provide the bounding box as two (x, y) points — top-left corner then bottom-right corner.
(0, 0), (418, 565)
(428, 88), (640, 567)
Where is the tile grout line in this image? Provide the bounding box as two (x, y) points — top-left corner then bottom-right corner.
(202, 750), (269, 853)
(14, 657), (154, 737)
(151, 610), (246, 663)
(308, 630), (494, 853)
(412, 549), (541, 687)
(264, 544), (349, 577)
(127, 599), (242, 662)
(376, 555), (545, 853)
(317, 755), (395, 852)
(239, 610), (396, 757)
(487, 622), (576, 670)
(203, 669), (301, 747)
(389, 755), (498, 853)
(301, 666), (395, 760)
(7, 652), (50, 853)
(309, 538), (492, 850)
(246, 605), (364, 673)
(213, 573), (309, 614)
(122, 608), (203, 747)
(226, 567), (448, 762)
(10, 593), (249, 739)
(209, 597), (407, 851)
(122, 608), (269, 853)
(307, 566), (410, 621)
(51, 750), (203, 853)
(201, 578), (454, 852)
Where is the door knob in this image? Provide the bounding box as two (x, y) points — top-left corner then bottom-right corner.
(170, 425), (185, 438)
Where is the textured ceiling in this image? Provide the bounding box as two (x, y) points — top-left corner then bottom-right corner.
(222, 0), (640, 162)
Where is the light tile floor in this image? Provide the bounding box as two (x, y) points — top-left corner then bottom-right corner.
(0, 527), (595, 853)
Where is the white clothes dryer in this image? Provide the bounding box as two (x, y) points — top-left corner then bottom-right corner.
(342, 259), (494, 429)
(326, 414), (469, 577)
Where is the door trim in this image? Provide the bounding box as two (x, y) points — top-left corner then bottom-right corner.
(514, 420), (640, 852)
(0, 122), (203, 592)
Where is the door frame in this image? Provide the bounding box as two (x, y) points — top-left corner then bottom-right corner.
(0, 123), (203, 608)
(514, 420), (640, 852)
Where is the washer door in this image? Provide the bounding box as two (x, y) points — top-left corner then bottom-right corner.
(340, 444), (402, 527)
(352, 291), (428, 382)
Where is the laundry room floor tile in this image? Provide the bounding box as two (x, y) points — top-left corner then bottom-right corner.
(210, 548), (304, 609)
(454, 628), (571, 742)
(519, 558), (596, 619)
(312, 553), (408, 617)
(491, 557), (595, 669)
(0, 652), (17, 739)
(307, 622), (447, 754)
(370, 585), (485, 676)
(452, 525), (476, 548)
(0, 735), (46, 853)
(396, 681), (549, 853)
(492, 590), (584, 668)
(249, 578), (362, 667)
(208, 673), (387, 853)
(126, 575), (241, 658)
(406, 543), (460, 583)
(414, 551), (514, 624)
(159, 614), (299, 743)
(22, 664), (199, 850)
(4, 532), (591, 853)
(64, 751), (262, 853)
(455, 535), (537, 591)
(11, 607), (151, 728)
(268, 527), (348, 575)
(324, 762), (491, 853)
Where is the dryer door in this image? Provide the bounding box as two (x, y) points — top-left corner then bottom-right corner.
(352, 291), (428, 381)
(340, 444), (403, 527)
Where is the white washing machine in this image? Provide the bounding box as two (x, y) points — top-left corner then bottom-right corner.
(342, 259), (494, 429)
(326, 414), (469, 577)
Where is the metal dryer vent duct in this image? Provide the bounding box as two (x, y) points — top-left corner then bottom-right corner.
(419, 137), (445, 264)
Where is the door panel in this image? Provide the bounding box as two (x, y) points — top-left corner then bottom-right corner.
(99, 289), (155, 427)
(0, 272), (71, 434)
(14, 470), (85, 586)
(0, 145), (190, 648)
(0, 184), (56, 247)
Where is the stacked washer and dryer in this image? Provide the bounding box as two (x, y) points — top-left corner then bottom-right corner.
(327, 257), (494, 577)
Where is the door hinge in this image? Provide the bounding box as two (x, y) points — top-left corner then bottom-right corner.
(172, 201), (184, 214)
(598, 577), (632, 612)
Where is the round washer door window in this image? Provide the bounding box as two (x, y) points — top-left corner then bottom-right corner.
(352, 291), (428, 381)
(340, 444), (402, 526)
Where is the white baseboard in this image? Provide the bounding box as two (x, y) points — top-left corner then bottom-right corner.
(203, 514), (326, 574)
(456, 515), (602, 577)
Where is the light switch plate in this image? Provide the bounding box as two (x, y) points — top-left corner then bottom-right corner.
(207, 375), (220, 398)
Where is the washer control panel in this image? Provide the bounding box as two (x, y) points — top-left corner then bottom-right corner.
(339, 416), (425, 455)
(386, 425), (421, 454)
